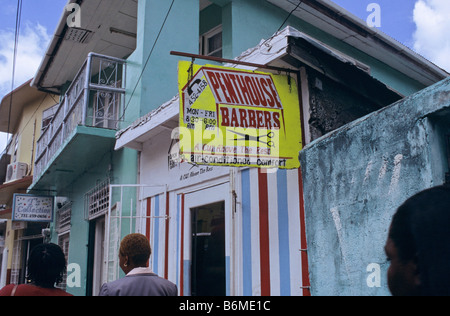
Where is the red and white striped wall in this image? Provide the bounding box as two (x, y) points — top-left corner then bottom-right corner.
(144, 168), (310, 296)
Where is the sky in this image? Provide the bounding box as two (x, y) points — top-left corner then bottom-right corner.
(1, 0), (450, 154)
(0, 0), (67, 154)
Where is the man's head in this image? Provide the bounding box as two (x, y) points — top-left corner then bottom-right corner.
(119, 233), (151, 274)
(386, 185), (450, 296)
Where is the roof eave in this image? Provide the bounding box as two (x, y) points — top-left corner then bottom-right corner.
(31, 0), (79, 93)
(266, 0), (449, 85)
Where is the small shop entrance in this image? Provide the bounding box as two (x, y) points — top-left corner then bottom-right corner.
(184, 181), (230, 296)
(190, 201), (225, 296)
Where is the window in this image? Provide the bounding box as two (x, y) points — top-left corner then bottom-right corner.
(56, 202), (72, 234)
(41, 104), (58, 132)
(201, 25), (222, 58)
(85, 178), (110, 221)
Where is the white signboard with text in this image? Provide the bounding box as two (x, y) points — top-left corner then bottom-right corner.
(12, 194), (54, 223)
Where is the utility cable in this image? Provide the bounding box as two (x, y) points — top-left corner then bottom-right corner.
(278, 0), (302, 32)
(4, 0), (23, 155)
(120, 0), (176, 121)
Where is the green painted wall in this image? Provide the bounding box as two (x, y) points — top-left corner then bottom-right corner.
(219, 0), (425, 95)
(49, 0), (441, 296)
(124, 0), (200, 121)
(124, 0), (427, 118)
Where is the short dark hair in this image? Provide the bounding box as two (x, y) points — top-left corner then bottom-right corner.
(119, 234), (151, 267)
(27, 243), (67, 288)
(389, 185), (450, 296)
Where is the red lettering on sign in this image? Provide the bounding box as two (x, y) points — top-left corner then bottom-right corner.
(239, 108), (249, 128)
(220, 107), (230, 127)
(219, 106), (281, 130)
(204, 68), (284, 110)
(248, 109), (257, 128)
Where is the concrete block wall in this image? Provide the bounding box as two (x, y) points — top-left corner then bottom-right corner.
(300, 77), (450, 296)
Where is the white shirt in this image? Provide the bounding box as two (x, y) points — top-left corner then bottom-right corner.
(127, 267), (153, 276)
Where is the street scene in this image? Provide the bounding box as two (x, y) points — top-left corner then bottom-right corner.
(0, 0), (449, 298)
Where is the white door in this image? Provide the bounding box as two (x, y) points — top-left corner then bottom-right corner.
(92, 217), (105, 296)
(183, 182), (232, 296)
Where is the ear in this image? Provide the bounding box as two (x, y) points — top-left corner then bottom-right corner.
(411, 255), (421, 288)
(404, 255), (421, 295)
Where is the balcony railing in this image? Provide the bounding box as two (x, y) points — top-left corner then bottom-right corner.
(34, 53), (126, 182)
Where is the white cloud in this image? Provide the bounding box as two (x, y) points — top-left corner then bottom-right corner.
(413, 0), (450, 72)
(0, 22), (51, 98)
(0, 22), (50, 154)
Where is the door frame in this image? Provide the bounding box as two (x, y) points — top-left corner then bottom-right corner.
(86, 215), (105, 296)
(181, 180), (233, 296)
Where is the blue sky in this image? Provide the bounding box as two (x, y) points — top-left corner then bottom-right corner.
(0, 0), (67, 153)
(333, 0), (417, 47)
(1, 0), (450, 153)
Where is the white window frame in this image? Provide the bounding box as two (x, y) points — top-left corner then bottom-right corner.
(85, 179), (110, 221)
(200, 25), (223, 57)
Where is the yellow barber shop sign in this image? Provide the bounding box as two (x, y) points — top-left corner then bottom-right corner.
(178, 61), (302, 169)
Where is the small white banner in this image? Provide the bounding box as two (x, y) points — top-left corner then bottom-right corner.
(12, 194), (54, 223)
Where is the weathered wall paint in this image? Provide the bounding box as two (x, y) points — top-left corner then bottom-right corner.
(305, 68), (392, 141)
(300, 77), (450, 296)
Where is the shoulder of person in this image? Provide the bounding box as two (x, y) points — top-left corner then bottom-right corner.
(98, 281), (113, 296)
(155, 276), (178, 295)
(0, 284), (16, 296)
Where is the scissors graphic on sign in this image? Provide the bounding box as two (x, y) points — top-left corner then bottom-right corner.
(229, 130), (276, 148)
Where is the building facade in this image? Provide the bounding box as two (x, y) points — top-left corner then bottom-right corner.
(21, 0), (447, 296)
(114, 0), (446, 297)
(0, 80), (59, 288)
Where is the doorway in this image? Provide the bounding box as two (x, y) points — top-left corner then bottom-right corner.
(87, 216), (105, 296)
(191, 201), (225, 296)
(184, 182), (230, 296)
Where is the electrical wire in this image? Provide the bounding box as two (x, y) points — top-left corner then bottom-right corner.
(4, 0), (23, 155)
(120, 0), (176, 121)
(278, 0), (302, 32)
(118, 0), (302, 124)
(251, 0), (303, 57)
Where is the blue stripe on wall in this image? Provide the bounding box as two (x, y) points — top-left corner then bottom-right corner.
(277, 170), (291, 296)
(184, 260), (191, 296)
(241, 169), (253, 296)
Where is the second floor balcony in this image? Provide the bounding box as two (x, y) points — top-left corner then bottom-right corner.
(31, 53), (126, 191)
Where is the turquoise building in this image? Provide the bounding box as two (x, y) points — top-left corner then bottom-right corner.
(28, 0), (446, 296)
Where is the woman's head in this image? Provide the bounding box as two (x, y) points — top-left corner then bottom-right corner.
(386, 185), (450, 296)
(119, 234), (151, 274)
(27, 243), (67, 288)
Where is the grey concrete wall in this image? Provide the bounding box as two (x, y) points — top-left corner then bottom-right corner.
(300, 77), (450, 296)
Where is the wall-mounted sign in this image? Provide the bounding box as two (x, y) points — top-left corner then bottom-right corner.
(178, 62), (303, 169)
(12, 194), (54, 222)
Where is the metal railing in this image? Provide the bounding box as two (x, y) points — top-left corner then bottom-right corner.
(34, 53), (126, 182)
